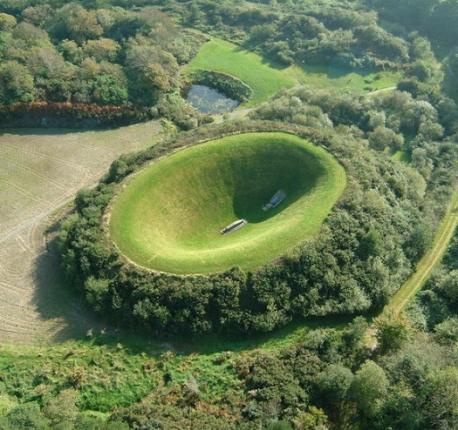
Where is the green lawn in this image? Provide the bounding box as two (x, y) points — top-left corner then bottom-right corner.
(186, 38), (402, 108)
(287, 63), (401, 93)
(109, 132), (346, 274)
(186, 38), (295, 107)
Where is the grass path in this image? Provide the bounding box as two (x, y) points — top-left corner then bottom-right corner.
(384, 189), (458, 316)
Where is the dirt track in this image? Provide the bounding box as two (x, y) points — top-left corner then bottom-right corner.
(0, 122), (162, 344)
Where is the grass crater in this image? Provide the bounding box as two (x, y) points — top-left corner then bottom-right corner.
(109, 132), (346, 274)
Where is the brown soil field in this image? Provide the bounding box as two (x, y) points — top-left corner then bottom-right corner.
(0, 122), (163, 345)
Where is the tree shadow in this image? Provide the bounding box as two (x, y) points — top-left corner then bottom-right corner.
(32, 218), (108, 344)
(0, 123), (143, 137)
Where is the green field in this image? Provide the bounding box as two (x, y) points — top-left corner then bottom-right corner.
(186, 38), (402, 108)
(109, 132), (346, 274)
(186, 39), (295, 106)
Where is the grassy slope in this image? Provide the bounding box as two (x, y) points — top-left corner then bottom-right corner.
(186, 38), (402, 108)
(392, 149), (412, 163)
(109, 132), (346, 274)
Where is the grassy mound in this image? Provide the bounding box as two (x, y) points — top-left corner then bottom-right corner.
(109, 132), (346, 274)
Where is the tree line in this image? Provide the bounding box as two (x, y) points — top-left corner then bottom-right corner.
(0, 2), (202, 127)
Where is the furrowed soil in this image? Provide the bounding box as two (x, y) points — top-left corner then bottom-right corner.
(0, 122), (162, 345)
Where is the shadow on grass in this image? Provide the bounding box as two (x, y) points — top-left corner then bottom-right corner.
(233, 179), (319, 224)
(83, 313), (357, 359)
(236, 42), (380, 82)
(32, 219), (107, 344)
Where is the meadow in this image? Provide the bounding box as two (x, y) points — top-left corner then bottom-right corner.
(186, 38), (402, 108)
(186, 38), (295, 107)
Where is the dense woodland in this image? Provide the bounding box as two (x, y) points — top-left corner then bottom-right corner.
(1, 0), (458, 429)
(0, 1), (202, 126)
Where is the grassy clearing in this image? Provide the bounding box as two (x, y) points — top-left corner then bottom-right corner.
(109, 132), (346, 274)
(287, 63), (401, 94)
(186, 38), (294, 106)
(392, 149), (412, 163)
(186, 38), (402, 108)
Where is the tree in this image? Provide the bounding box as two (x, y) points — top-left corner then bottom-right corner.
(83, 38), (120, 62)
(84, 277), (109, 312)
(0, 13), (16, 31)
(51, 4), (103, 43)
(187, 1), (203, 25)
(375, 312), (410, 354)
(0, 402), (51, 430)
(93, 73), (128, 105)
(316, 364), (353, 408)
(59, 39), (84, 64)
(404, 223), (432, 261)
(368, 126), (404, 152)
(292, 406), (329, 430)
(0, 61), (35, 103)
(421, 368), (458, 429)
(358, 228), (382, 259)
(434, 317), (458, 345)
(125, 39), (179, 105)
(350, 360), (389, 418)
(439, 270), (458, 306)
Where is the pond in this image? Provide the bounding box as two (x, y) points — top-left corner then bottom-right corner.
(186, 84), (240, 114)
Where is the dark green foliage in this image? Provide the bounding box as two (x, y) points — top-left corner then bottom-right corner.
(375, 314), (410, 354)
(188, 69), (252, 102)
(0, 1), (200, 128)
(57, 119), (418, 334)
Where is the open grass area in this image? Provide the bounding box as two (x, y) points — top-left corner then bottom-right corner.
(109, 132), (346, 274)
(186, 38), (295, 107)
(287, 64), (401, 94)
(186, 38), (402, 108)
(392, 149), (412, 163)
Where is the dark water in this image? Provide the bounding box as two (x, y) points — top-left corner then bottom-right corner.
(186, 84), (240, 114)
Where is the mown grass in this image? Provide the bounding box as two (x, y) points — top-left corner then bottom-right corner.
(109, 132), (346, 274)
(186, 38), (294, 106)
(286, 63), (401, 94)
(186, 38), (402, 108)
